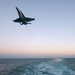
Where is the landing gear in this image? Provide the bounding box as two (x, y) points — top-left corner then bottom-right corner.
(20, 22), (23, 25)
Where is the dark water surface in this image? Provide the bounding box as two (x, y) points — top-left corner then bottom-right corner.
(0, 58), (75, 75)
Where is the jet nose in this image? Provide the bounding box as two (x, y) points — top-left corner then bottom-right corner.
(16, 7), (19, 11)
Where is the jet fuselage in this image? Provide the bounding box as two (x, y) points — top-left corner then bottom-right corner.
(13, 7), (35, 25)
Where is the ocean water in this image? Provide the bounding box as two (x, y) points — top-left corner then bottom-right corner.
(0, 58), (75, 75)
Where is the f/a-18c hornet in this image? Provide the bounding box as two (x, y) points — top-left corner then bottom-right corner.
(13, 7), (35, 25)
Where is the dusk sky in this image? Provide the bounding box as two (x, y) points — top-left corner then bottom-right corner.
(0, 0), (75, 58)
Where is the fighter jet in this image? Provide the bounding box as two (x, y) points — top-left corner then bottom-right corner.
(13, 7), (35, 25)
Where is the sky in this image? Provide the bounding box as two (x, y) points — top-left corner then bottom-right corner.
(0, 0), (75, 58)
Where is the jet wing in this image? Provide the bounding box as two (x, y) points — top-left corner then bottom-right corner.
(13, 18), (22, 22)
(25, 17), (35, 22)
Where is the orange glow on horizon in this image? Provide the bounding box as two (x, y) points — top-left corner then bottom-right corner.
(0, 43), (75, 57)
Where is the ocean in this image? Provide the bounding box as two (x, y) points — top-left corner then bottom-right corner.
(0, 58), (75, 75)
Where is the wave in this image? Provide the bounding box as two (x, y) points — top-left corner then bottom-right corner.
(0, 59), (75, 75)
(29, 59), (75, 75)
(53, 58), (64, 62)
